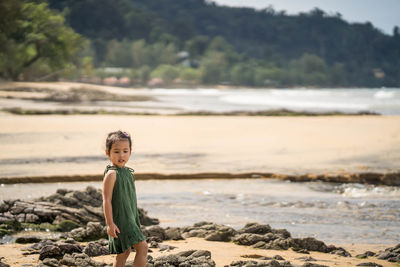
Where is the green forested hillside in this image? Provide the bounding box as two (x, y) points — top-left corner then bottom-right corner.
(3, 0), (400, 87)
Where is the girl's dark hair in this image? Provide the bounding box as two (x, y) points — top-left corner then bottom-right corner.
(106, 130), (132, 152)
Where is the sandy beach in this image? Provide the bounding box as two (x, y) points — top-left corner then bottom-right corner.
(0, 113), (399, 180)
(0, 237), (397, 267)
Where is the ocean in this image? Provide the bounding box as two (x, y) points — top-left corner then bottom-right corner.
(1, 179), (399, 244)
(124, 87), (400, 115)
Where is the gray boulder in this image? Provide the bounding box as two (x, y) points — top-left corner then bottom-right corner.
(181, 222), (237, 242)
(377, 243), (400, 263)
(59, 253), (109, 267)
(83, 240), (109, 256)
(164, 227), (184, 240)
(146, 250), (215, 267)
(69, 222), (107, 242)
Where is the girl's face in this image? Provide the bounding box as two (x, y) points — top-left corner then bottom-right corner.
(106, 140), (131, 168)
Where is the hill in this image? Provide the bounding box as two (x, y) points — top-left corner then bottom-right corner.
(44, 0), (400, 86)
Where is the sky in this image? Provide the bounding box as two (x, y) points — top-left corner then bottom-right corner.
(212, 0), (400, 35)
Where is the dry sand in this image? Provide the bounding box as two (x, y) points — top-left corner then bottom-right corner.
(0, 113), (399, 179)
(0, 237), (396, 267)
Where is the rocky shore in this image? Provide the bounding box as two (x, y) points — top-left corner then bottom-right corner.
(1, 171), (400, 186)
(0, 186), (398, 266)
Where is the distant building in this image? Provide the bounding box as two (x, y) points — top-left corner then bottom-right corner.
(373, 68), (385, 79)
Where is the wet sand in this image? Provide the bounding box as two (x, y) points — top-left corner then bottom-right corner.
(0, 114), (399, 180)
(0, 237), (396, 267)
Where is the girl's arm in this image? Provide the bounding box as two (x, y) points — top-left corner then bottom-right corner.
(102, 170), (120, 238)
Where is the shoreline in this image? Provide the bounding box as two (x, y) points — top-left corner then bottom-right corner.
(1, 171), (400, 185)
(0, 81), (396, 116)
(1, 181), (398, 266)
(3, 80), (400, 90)
(1, 238), (397, 267)
(1, 107), (380, 116)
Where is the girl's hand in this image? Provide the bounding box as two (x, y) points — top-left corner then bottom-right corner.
(107, 223), (120, 238)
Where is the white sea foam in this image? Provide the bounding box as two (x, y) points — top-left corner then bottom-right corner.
(151, 88), (223, 96)
(340, 184), (400, 198)
(219, 94), (369, 110)
(374, 90), (396, 99)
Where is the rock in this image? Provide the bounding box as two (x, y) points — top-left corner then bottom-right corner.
(147, 250), (215, 267)
(158, 243), (176, 252)
(293, 238), (328, 252)
(239, 222), (272, 235)
(23, 239), (55, 252)
(56, 188), (70, 196)
(252, 241), (267, 248)
(176, 250), (198, 257)
(229, 259), (290, 266)
(153, 254), (180, 266)
(69, 222), (107, 241)
(377, 243), (400, 263)
(57, 242), (82, 254)
(139, 208), (160, 226)
(64, 238), (78, 244)
(15, 235), (42, 244)
(230, 260), (258, 266)
(327, 246), (352, 257)
(241, 254), (272, 260)
(1, 186), (158, 231)
(183, 229), (208, 238)
(191, 250), (212, 258)
(233, 233), (272, 246)
(25, 213), (40, 223)
(295, 249), (310, 254)
(377, 251), (392, 260)
(205, 225), (237, 242)
(296, 256), (316, 262)
(271, 229), (291, 239)
(0, 212), (16, 224)
(273, 255), (285, 260)
(181, 222), (237, 242)
(39, 245), (62, 260)
(83, 240), (109, 256)
(0, 202), (9, 213)
(301, 264), (328, 267)
(149, 240), (159, 248)
(193, 221), (213, 227)
(9, 201), (26, 215)
(265, 237), (297, 250)
(164, 227), (184, 240)
(60, 253), (108, 267)
(232, 226), (351, 257)
(356, 263), (383, 267)
(59, 254), (75, 266)
(16, 213), (25, 223)
(42, 258), (60, 267)
(143, 226), (167, 241)
(56, 220), (80, 232)
(27, 239), (82, 261)
(0, 257), (10, 267)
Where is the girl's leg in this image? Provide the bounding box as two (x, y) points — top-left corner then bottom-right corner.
(132, 241), (148, 267)
(114, 248), (131, 267)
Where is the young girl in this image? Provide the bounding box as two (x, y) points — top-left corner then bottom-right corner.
(102, 130), (148, 267)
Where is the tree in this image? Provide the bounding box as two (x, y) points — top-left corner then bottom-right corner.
(200, 51), (228, 84)
(231, 63), (255, 86)
(0, 1), (82, 80)
(150, 64), (179, 83)
(105, 39), (133, 67)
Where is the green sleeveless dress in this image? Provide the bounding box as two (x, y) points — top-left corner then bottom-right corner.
(104, 165), (146, 254)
